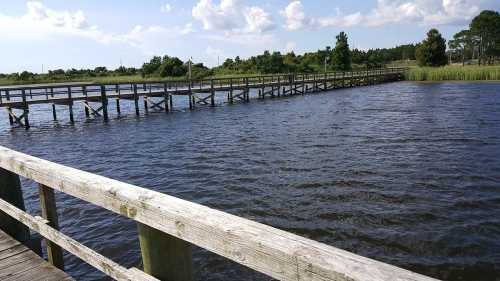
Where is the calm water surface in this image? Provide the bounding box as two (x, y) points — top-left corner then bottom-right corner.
(0, 81), (499, 281)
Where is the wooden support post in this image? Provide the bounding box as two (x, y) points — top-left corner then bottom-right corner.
(210, 80), (215, 107)
(50, 88), (57, 120)
(100, 85), (109, 121)
(21, 90), (30, 129)
(229, 79), (234, 104)
(52, 104), (57, 121)
(245, 78), (250, 102)
(38, 184), (64, 270)
(144, 97), (149, 114)
(116, 98), (121, 114)
(0, 168), (30, 243)
(188, 82), (194, 110)
(133, 84), (140, 116)
(83, 86), (90, 117)
(67, 87), (74, 123)
(6, 90), (13, 125)
(164, 83), (169, 113)
(116, 83), (121, 114)
(137, 223), (193, 281)
(277, 77), (281, 97)
(7, 107), (14, 125)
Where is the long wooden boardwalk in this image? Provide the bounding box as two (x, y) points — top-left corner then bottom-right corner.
(0, 230), (72, 281)
(0, 68), (406, 129)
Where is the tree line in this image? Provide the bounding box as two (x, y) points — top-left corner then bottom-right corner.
(1, 10), (497, 82)
(448, 10), (500, 65)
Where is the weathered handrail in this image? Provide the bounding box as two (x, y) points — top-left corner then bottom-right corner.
(0, 145), (437, 281)
(0, 67), (407, 92)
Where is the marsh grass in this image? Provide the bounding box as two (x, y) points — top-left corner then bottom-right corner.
(406, 65), (500, 81)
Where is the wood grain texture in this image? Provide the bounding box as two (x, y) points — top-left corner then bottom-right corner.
(0, 230), (72, 281)
(0, 145), (439, 281)
(0, 198), (159, 281)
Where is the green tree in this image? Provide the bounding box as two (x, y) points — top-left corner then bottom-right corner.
(141, 56), (162, 77)
(470, 10), (500, 65)
(158, 56), (186, 77)
(448, 30), (472, 65)
(415, 29), (448, 66)
(332, 31), (351, 71)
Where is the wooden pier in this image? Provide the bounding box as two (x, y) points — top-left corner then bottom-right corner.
(0, 145), (440, 281)
(0, 68), (406, 129)
(0, 230), (72, 281)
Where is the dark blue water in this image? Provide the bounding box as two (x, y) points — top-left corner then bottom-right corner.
(0, 81), (499, 281)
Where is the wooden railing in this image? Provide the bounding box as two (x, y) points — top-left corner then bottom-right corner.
(0, 145), (438, 281)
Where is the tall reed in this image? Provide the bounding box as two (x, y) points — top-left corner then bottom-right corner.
(405, 65), (500, 81)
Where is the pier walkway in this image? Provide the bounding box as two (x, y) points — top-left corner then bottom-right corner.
(0, 68), (406, 129)
(0, 230), (72, 281)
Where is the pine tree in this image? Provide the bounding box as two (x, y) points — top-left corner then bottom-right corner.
(416, 29), (448, 66)
(332, 32), (351, 71)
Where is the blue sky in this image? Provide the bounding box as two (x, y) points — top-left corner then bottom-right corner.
(0, 0), (497, 73)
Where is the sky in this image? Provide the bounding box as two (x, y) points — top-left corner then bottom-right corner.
(0, 0), (497, 73)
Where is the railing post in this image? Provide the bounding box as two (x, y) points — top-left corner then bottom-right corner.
(133, 84), (140, 116)
(67, 87), (74, 123)
(39, 184), (64, 270)
(0, 168), (30, 243)
(137, 223), (193, 281)
(100, 85), (109, 121)
(21, 89), (30, 129)
(210, 80), (215, 107)
(6, 90), (14, 125)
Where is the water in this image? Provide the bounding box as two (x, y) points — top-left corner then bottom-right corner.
(0, 81), (499, 281)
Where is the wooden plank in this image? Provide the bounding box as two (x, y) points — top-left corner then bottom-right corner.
(0, 230), (72, 281)
(0, 146), (437, 281)
(0, 198), (158, 281)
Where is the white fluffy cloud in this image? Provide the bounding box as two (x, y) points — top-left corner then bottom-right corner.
(0, 1), (194, 51)
(192, 0), (274, 34)
(280, 1), (310, 31)
(281, 0), (481, 30)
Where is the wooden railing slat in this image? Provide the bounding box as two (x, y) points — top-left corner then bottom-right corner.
(0, 197), (159, 281)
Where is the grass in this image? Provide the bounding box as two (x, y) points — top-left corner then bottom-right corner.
(405, 65), (500, 81)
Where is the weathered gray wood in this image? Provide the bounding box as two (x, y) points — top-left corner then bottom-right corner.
(38, 184), (64, 270)
(0, 146), (438, 281)
(0, 230), (72, 281)
(138, 223), (193, 281)
(0, 198), (158, 281)
(67, 87), (74, 123)
(0, 168), (29, 243)
(100, 85), (109, 121)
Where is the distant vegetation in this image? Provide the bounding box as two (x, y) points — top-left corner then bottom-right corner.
(0, 10), (498, 85)
(406, 65), (500, 81)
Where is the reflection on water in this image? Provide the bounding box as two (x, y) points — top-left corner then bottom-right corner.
(0, 81), (499, 281)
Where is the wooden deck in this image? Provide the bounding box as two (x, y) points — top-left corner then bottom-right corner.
(0, 230), (73, 281)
